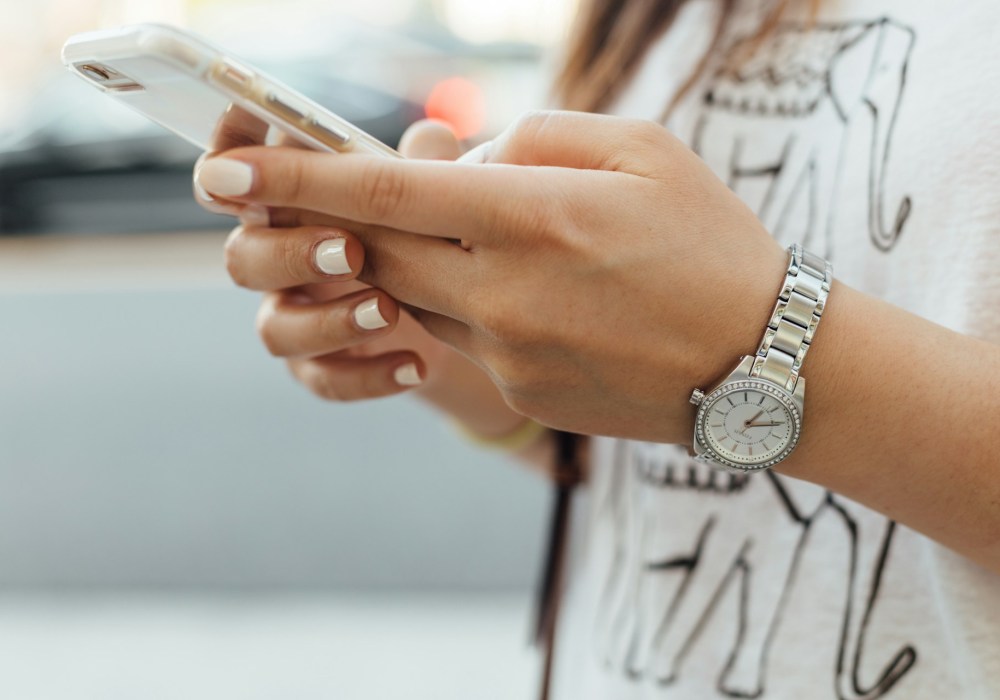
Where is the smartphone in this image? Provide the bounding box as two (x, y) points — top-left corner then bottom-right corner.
(61, 23), (401, 158)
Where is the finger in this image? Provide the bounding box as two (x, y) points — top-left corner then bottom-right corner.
(265, 206), (379, 234)
(209, 104), (271, 152)
(355, 226), (474, 319)
(487, 110), (674, 176)
(194, 146), (552, 242)
(225, 224), (364, 291)
(398, 120), (461, 160)
(194, 106), (274, 216)
(193, 152), (243, 216)
(226, 219), (469, 319)
(256, 288), (399, 358)
(195, 153), (272, 225)
(288, 350), (425, 401)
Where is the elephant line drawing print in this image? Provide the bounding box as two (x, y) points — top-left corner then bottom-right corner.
(593, 441), (919, 699)
(688, 17), (916, 257)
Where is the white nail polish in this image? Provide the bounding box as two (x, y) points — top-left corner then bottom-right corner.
(193, 179), (215, 203)
(196, 158), (254, 196)
(354, 297), (389, 330)
(315, 238), (351, 275)
(394, 363), (422, 386)
(240, 205), (270, 227)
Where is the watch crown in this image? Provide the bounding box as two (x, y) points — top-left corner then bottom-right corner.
(690, 389), (705, 406)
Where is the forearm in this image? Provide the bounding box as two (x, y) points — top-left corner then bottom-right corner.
(415, 348), (559, 477)
(774, 280), (1000, 572)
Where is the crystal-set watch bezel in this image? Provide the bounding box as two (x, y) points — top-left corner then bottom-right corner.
(694, 378), (803, 472)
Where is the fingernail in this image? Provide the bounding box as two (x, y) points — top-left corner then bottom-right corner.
(315, 238), (351, 276)
(240, 204), (270, 227)
(354, 297), (389, 330)
(196, 157), (254, 196)
(394, 362), (422, 386)
(193, 179), (215, 203)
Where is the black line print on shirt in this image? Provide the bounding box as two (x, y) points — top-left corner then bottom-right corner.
(593, 443), (918, 699)
(688, 17), (916, 256)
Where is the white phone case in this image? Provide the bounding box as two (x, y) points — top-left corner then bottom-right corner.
(61, 23), (400, 158)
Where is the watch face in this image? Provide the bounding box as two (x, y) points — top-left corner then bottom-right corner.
(695, 380), (802, 471)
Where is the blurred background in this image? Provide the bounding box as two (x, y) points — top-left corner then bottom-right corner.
(0, 0), (575, 697)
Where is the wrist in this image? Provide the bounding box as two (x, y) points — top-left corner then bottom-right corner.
(688, 243), (832, 471)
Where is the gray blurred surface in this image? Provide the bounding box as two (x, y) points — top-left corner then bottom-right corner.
(0, 254), (549, 590)
(0, 592), (538, 700)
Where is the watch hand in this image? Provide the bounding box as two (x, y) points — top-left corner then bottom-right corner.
(738, 410), (767, 435)
(746, 421), (785, 428)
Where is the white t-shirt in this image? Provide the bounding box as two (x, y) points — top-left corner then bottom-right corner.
(551, 2), (1000, 699)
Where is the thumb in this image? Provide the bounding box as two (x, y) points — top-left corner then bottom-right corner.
(397, 120), (462, 161)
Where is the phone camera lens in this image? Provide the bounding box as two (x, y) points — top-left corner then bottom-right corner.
(79, 64), (111, 82)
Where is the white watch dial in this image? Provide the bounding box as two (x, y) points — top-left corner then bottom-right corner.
(696, 381), (802, 469)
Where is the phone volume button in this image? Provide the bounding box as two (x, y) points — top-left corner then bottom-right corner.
(265, 92), (306, 122)
(307, 118), (351, 147)
(214, 59), (252, 93)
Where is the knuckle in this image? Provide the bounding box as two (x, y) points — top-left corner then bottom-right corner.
(279, 234), (306, 283)
(510, 110), (552, 143)
(357, 369), (384, 400)
(255, 305), (283, 357)
(312, 372), (344, 402)
(275, 155), (309, 206)
(316, 302), (349, 344)
(500, 110), (554, 159)
(355, 161), (408, 222)
(623, 119), (671, 153)
(223, 228), (249, 287)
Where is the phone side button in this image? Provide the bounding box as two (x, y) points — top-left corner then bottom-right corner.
(213, 59), (253, 93)
(266, 92), (306, 122)
(307, 118), (351, 148)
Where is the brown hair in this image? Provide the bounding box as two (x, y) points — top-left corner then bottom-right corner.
(552, 0), (818, 116)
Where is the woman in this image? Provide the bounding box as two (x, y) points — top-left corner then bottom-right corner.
(193, 0), (1000, 697)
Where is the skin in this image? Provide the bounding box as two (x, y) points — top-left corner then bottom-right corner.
(195, 116), (560, 474)
(196, 110), (1000, 575)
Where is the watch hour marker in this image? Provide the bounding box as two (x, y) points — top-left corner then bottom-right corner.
(748, 446), (753, 456)
(711, 424), (723, 428)
(744, 392), (748, 402)
(763, 441), (771, 451)
(758, 396), (765, 405)
(727, 397), (735, 407)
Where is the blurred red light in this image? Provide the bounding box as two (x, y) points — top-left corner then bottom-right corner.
(424, 77), (486, 140)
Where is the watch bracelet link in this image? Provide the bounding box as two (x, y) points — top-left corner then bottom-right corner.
(750, 244), (833, 392)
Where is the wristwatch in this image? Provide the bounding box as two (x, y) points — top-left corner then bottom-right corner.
(689, 244), (832, 472)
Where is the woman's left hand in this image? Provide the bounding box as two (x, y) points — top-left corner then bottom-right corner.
(195, 110), (789, 444)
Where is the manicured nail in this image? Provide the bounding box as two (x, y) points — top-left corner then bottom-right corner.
(315, 238), (351, 276)
(354, 297), (388, 330)
(394, 362), (422, 386)
(193, 179), (215, 203)
(196, 157), (254, 196)
(240, 205), (270, 227)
